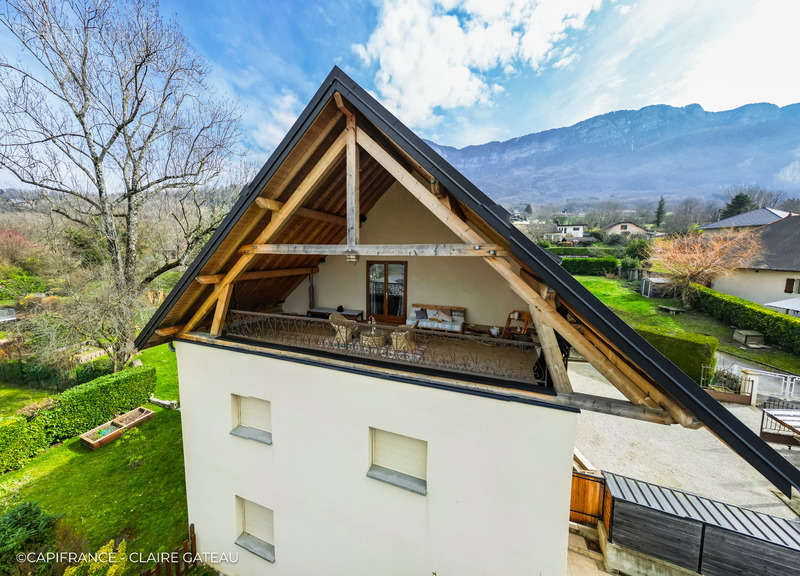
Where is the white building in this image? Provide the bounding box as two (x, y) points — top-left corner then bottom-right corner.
(137, 67), (800, 576)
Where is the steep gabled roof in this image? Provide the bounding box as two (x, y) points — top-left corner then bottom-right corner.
(135, 66), (800, 497)
(701, 207), (791, 230)
(748, 215), (800, 272)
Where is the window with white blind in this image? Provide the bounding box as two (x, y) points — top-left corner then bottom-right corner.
(235, 496), (275, 563)
(230, 395), (272, 445)
(367, 427), (427, 495)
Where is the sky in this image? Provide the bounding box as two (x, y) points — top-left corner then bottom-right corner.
(5, 0), (800, 160)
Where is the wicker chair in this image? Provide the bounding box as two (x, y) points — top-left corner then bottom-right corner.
(391, 320), (419, 352)
(330, 313), (359, 346)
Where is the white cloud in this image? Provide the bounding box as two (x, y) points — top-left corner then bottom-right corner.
(352, 0), (603, 128)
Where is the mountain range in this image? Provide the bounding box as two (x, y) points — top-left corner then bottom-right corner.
(426, 102), (800, 206)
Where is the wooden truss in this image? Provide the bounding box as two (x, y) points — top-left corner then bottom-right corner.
(176, 93), (697, 428)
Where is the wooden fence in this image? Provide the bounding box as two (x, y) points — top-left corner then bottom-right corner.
(570, 471), (606, 526)
(141, 524), (197, 576)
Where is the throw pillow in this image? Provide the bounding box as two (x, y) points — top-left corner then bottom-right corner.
(415, 308), (428, 320)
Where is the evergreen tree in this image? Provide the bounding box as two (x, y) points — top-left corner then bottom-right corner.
(720, 193), (756, 219)
(655, 196), (665, 227)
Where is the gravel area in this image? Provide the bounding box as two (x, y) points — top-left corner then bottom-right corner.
(570, 361), (800, 520)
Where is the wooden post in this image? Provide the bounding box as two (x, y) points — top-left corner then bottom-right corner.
(210, 284), (233, 337)
(346, 113), (359, 248)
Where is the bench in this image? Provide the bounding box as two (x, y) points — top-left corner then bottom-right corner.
(658, 305), (685, 315)
(407, 304), (465, 333)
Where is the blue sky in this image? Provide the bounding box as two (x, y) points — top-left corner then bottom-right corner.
(9, 0), (800, 160)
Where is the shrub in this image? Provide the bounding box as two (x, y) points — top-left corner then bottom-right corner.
(689, 283), (800, 355)
(37, 366), (155, 444)
(0, 416), (48, 473)
(0, 264), (46, 300)
(620, 256), (640, 271)
(0, 355), (112, 391)
(0, 502), (59, 575)
(634, 324), (717, 384)
(548, 246), (590, 256)
(561, 256), (621, 276)
(72, 356), (113, 385)
(625, 238), (652, 261)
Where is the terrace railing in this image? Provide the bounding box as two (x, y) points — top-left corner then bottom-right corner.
(224, 310), (550, 387)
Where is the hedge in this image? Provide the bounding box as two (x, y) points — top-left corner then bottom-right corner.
(0, 355), (112, 391)
(38, 366), (156, 444)
(547, 246), (619, 257)
(634, 324), (718, 384)
(690, 284), (800, 355)
(0, 366), (156, 473)
(561, 256), (621, 276)
(0, 416), (47, 473)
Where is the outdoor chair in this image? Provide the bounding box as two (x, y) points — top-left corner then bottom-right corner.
(391, 320), (418, 352)
(330, 313), (359, 346)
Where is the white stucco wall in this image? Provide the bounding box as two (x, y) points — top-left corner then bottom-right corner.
(712, 269), (799, 305)
(176, 340), (577, 576)
(282, 182), (527, 326)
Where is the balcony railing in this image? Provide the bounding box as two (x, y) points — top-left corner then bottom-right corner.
(224, 310), (557, 388)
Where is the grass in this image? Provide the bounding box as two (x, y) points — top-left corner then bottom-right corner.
(0, 383), (51, 418)
(576, 275), (800, 374)
(0, 407), (188, 560)
(139, 343), (179, 401)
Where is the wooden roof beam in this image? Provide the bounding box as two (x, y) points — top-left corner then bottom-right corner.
(255, 197), (346, 227)
(180, 130), (347, 335)
(238, 244), (506, 257)
(195, 267), (319, 285)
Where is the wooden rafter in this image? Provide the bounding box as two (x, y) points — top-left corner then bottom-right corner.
(238, 244), (506, 257)
(210, 284), (233, 338)
(254, 198), (346, 227)
(195, 267), (318, 285)
(356, 127), (695, 427)
(180, 130), (347, 335)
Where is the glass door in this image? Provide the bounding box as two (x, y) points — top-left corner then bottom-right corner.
(367, 261), (407, 323)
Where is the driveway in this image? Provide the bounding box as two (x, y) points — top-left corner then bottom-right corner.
(569, 361), (800, 520)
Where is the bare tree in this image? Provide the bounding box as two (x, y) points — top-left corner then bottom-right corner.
(727, 185), (784, 209)
(0, 0), (239, 367)
(651, 229), (763, 304)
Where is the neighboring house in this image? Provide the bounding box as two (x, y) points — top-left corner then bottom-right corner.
(556, 223), (585, 237)
(602, 221), (647, 237)
(711, 215), (800, 305)
(700, 207), (793, 234)
(136, 68), (799, 576)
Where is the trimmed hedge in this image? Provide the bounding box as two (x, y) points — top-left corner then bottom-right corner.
(0, 355), (112, 391)
(690, 283), (800, 354)
(0, 366), (155, 473)
(561, 256), (621, 276)
(548, 246), (619, 257)
(0, 416), (47, 473)
(634, 324), (718, 384)
(38, 366), (156, 444)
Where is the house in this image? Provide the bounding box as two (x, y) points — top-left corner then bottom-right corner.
(556, 222), (585, 238)
(711, 215), (800, 305)
(136, 67), (799, 576)
(602, 221), (647, 237)
(700, 207), (793, 234)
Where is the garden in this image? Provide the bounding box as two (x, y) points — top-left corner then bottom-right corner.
(0, 344), (188, 575)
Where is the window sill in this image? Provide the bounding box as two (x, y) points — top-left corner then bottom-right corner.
(235, 533), (275, 563)
(230, 426), (272, 445)
(367, 464), (427, 495)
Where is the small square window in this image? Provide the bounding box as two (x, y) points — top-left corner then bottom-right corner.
(231, 395), (272, 445)
(235, 497), (275, 563)
(367, 427), (427, 495)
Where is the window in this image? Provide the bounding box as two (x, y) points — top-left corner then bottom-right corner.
(620, 224), (628, 231)
(573, 227), (580, 231)
(235, 497), (275, 563)
(231, 395), (272, 445)
(785, 278), (798, 294)
(367, 261), (407, 323)
(367, 427), (427, 495)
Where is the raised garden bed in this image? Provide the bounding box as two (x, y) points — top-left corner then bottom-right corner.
(80, 406), (154, 450)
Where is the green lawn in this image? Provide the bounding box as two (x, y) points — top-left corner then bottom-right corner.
(0, 408), (188, 561)
(576, 276), (800, 374)
(0, 383), (51, 417)
(139, 343), (179, 401)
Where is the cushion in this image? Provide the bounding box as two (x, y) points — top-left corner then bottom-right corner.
(438, 311), (452, 322)
(426, 309), (441, 320)
(415, 308), (428, 320)
(452, 309), (465, 322)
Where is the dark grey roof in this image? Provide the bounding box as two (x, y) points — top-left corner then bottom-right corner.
(134, 66), (800, 497)
(749, 215), (800, 271)
(701, 207), (790, 230)
(605, 472), (800, 551)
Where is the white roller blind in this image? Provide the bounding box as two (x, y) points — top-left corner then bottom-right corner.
(371, 428), (427, 480)
(243, 499), (274, 544)
(235, 395), (271, 431)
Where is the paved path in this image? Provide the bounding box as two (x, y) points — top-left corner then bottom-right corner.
(569, 362), (800, 520)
